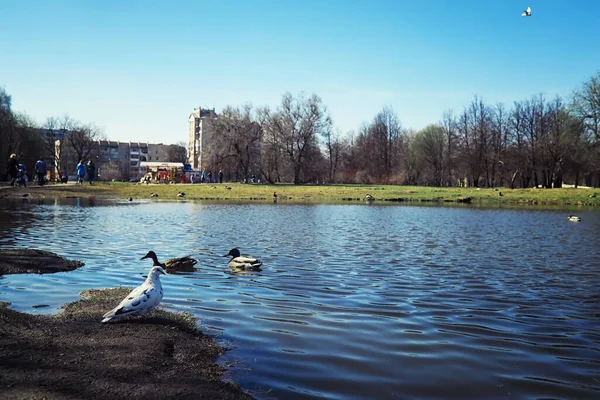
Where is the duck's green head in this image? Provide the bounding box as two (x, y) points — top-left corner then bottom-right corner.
(224, 248), (241, 258)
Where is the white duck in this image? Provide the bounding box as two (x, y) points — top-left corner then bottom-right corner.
(568, 215), (581, 222)
(101, 265), (166, 323)
(224, 248), (262, 270)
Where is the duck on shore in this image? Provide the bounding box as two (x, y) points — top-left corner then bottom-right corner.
(101, 265), (165, 323)
(223, 248), (262, 270)
(142, 250), (198, 272)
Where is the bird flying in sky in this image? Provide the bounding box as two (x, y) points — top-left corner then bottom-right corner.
(522, 6), (532, 17)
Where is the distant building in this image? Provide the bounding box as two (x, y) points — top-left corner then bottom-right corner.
(188, 107), (217, 171)
(55, 140), (171, 181)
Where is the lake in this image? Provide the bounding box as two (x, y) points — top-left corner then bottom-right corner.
(1, 198), (599, 399)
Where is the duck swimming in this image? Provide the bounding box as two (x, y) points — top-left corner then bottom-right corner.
(141, 250), (198, 272)
(224, 248), (262, 270)
(101, 265), (165, 323)
(568, 215), (581, 222)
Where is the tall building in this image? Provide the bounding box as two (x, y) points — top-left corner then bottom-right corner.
(188, 107), (217, 171)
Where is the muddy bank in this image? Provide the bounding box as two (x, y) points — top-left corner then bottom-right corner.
(0, 250), (252, 400)
(0, 184), (110, 200)
(0, 248), (84, 275)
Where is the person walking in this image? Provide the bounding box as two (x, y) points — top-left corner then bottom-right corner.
(76, 160), (86, 184)
(34, 157), (47, 186)
(218, 169), (224, 184)
(86, 159), (96, 185)
(7, 153), (19, 186)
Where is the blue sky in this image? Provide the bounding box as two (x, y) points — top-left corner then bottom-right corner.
(1, 0), (598, 144)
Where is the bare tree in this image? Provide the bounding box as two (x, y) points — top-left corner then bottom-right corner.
(490, 103), (508, 187)
(66, 122), (102, 163)
(414, 124), (446, 186)
(571, 72), (600, 186)
(441, 110), (457, 186)
(572, 71), (600, 142)
(266, 92), (331, 184)
(321, 127), (344, 183)
(207, 105), (262, 182)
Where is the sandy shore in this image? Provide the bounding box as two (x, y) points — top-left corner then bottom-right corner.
(0, 249), (251, 400)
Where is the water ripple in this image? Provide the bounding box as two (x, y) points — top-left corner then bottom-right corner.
(0, 200), (599, 399)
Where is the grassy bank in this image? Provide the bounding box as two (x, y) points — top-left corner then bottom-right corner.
(2, 182), (599, 206)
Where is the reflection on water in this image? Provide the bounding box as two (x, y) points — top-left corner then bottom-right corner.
(1, 198), (600, 399)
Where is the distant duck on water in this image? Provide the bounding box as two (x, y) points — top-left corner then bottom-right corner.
(224, 248), (262, 270)
(142, 250), (198, 272)
(568, 215), (581, 222)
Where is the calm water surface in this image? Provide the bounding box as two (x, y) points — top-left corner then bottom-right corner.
(1, 198), (599, 399)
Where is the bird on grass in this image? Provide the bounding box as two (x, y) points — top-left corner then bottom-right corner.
(224, 248), (262, 270)
(150, 193), (158, 197)
(568, 215), (581, 222)
(141, 250), (198, 273)
(101, 265), (166, 323)
(522, 6), (531, 17)
(177, 192), (185, 197)
(365, 193), (374, 202)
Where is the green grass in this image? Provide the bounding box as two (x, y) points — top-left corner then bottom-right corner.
(48, 181), (600, 207)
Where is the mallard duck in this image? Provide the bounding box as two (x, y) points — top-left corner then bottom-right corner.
(177, 192), (185, 197)
(101, 265), (166, 323)
(568, 215), (581, 222)
(224, 248), (262, 270)
(141, 250), (198, 272)
(128, 197), (133, 202)
(365, 193), (374, 201)
(150, 193), (158, 197)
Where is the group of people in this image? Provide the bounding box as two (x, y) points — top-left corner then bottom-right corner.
(6, 154), (97, 186)
(191, 169), (224, 184)
(7, 154), (47, 187)
(76, 159), (96, 184)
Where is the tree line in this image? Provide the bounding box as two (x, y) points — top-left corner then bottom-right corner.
(205, 72), (599, 188)
(2, 71), (598, 186)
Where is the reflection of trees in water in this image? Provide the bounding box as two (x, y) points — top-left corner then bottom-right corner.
(0, 198), (114, 247)
(0, 200), (38, 246)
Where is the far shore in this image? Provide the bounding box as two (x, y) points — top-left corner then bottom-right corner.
(0, 181), (599, 207)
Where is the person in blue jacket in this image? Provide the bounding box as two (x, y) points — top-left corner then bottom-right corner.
(35, 157), (47, 186)
(76, 160), (86, 184)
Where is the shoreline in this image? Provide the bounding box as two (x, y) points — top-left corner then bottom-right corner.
(0, 182), (599, 207)
(0, 249), (251, 400)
